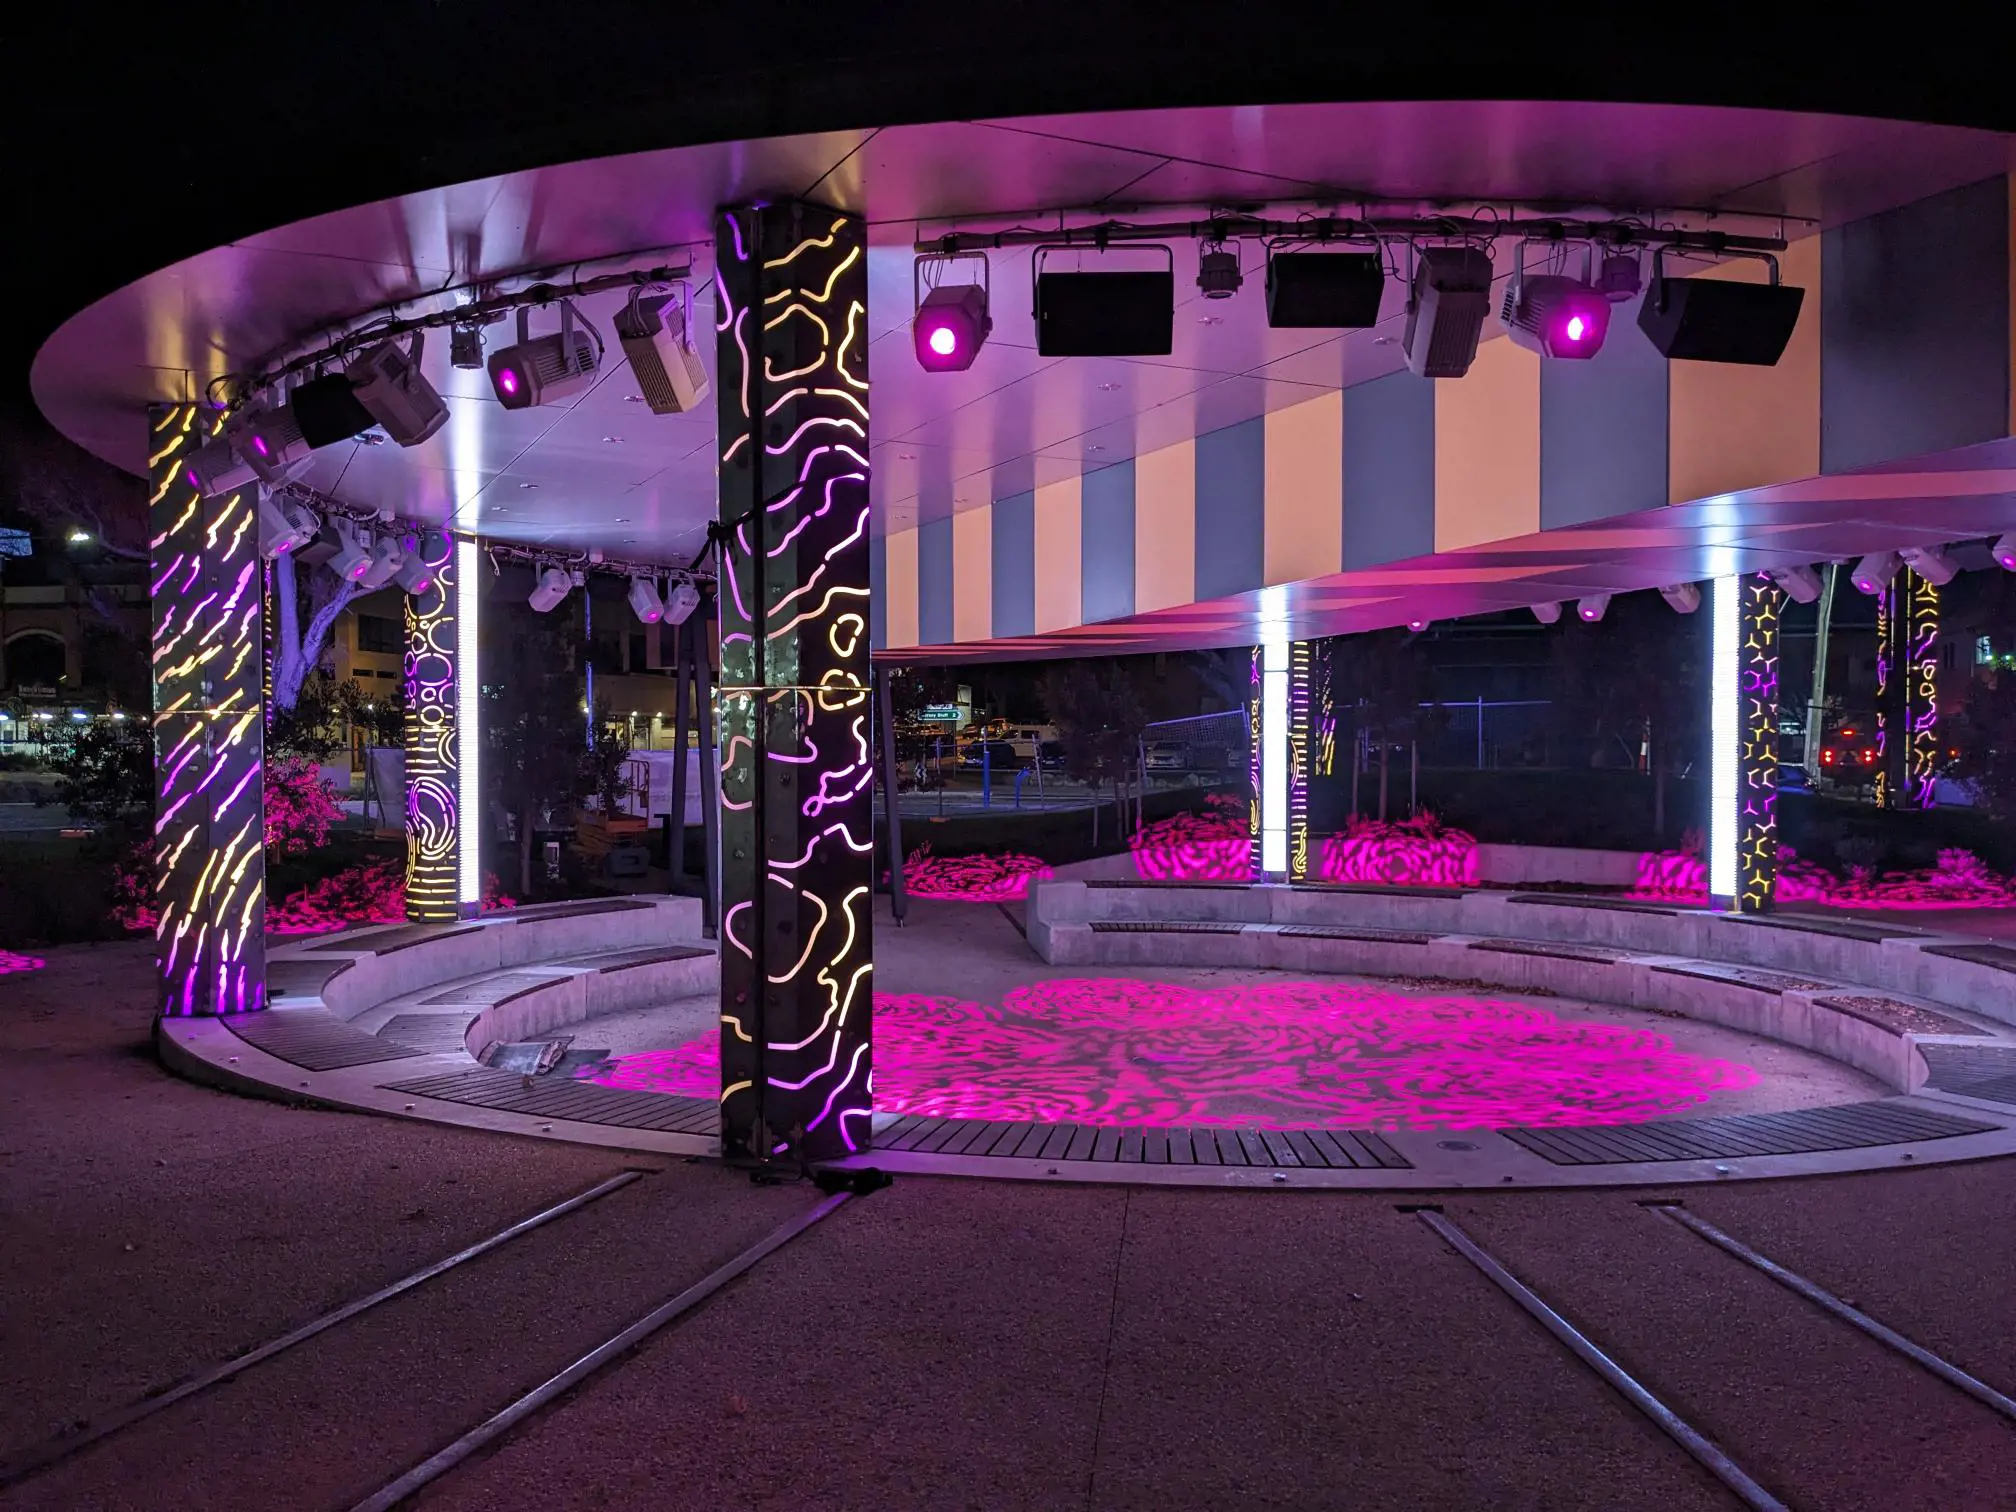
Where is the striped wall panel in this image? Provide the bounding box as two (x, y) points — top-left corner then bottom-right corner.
(870, 174), (2014, 653)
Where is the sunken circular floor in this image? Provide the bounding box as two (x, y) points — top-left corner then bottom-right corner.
(568, 901), (1878, 1134)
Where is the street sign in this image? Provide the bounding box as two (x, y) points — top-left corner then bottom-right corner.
(919, 704), (962, 722)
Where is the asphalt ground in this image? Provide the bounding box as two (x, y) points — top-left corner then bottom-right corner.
(4, 940), (2011, 1511)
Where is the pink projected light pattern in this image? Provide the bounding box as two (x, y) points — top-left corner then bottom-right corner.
(1633, 846), (2016, 910)
(580, 977), (1756, 1130)
(0, 950), (46, 975)
(1132, 798), (1481, 887)
(901, 843), (1053, 901)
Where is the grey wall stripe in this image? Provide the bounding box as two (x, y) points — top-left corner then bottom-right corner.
(1193, 416), (1266, 600)
(1821, 175), (2012, 473)
(868, 532), (886, 651)
(1080, 460), (1136, 623)
(916, 516), (954, 646)
(1341, 371), (1436, 568)
(1540, 289), (1671, 529)
(991, 490), (1036, 637)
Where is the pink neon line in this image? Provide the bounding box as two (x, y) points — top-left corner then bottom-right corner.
(152, 555), (186, 596)
(764, 415), (862, 455)
(803, 1042), (870, 1132)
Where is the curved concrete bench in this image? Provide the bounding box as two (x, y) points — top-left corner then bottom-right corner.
(158, 896), (723, 1152)
(1026, 879), (2016, 1100)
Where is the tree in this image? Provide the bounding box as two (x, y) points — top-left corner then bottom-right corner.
(1548, 597), (1708, 837)
(580, 699), (635, 819)
(1334, 629), (1447, 819)
(269, 554), (363, 714)
(46, 719), (151, 842)
(1952, 673), (2016, 820)
(1040, 658), (1154, 840)
(0, 412), (149, 564)
(484, 611), (590, 897)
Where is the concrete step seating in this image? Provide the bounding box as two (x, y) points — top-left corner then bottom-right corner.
(1027, 879), (2016, 1109)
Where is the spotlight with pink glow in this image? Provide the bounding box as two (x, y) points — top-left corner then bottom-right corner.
(580, 978), (1758, 1130)
(913, 283), (991, 372)
(1504, 274), (1610, 360)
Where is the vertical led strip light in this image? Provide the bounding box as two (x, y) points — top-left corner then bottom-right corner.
(1873, 582), (1896, 809)
(402, 532), (459, 922)
(455, 537), (481, 912)
(1709, 575), (1739, 904)
(1287, 639), (1313, 881)
(1258, 587), (1290, 879)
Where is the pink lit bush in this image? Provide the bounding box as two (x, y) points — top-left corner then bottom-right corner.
(0, 950), (46, 975)
(114, 848), (519, 936)
(1631, 844), (2016, 909)
(263, 756), (344, 854)
(902, 843), (1053, 901)
(1314, 811), (1480, 887)
(1131, 794), (1250, 880)
(580, 976), (1756, 1130)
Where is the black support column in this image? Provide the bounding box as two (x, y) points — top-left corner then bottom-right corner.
(713, 203), (874, 1162)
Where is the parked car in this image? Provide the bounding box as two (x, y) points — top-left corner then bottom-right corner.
(957, 740), (1021, 771)
(1144, 740), (1189, 772)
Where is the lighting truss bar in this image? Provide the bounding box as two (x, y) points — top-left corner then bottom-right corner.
(476, 537), (713, 587)
(916, 215), (1786, 258)
(236, 258), (695, 408)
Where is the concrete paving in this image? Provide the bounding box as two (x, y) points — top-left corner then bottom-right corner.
(5, 939), (2014, 1511)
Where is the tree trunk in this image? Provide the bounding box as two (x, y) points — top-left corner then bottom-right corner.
(1091, 789), (1099, 847)
(1350, 723), (1361, 819)
(518, 802), (535, 899)
(1410, 740), (1418, 815)
(1654, 751), (1668, 840)
(1378, 741), (1390, 821)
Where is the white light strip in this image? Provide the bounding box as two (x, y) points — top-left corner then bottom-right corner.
(1709, 575), (1738, 903)
(456, 537), (481, 912)
(1260, 634), (1288, 877)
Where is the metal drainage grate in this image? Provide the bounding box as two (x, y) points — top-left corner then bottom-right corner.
(1722, 913), (1927, 942)
(1467, 939), (1628, 964)
(307, 923), (479, 954)
(1502, 1100), (1997, 1166)
(384, 1066), (720, 1134)
(375, 1013), (476, 1053)
(1087, 921), (1247, 934)
(1651, 962), (1835, 995)
(1278, 926), (1436, 944)
(225, 1009), (427, 1071)
(868, 1116), (1411, 1169)
(265, 960), (353, 999)
(1917, 1044), (2016, 1109)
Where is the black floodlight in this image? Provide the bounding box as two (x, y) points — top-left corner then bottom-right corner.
(1637, 249), (1806, 366)
(1265, 248), (1385, 328)
(1033, 245), (1174, 356)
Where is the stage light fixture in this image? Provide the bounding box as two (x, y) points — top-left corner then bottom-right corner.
(394, 545), (436, 596)
(1577, 594), (1611, 623)
(1993, 532), (2016, 571)
(528, 566), (574, 613)
(183, 435), (256, 498)
(1596, 252), (1642, 302)
(1637, 249), (1806, 366)
(912, 252), (993, 373)
(1265, 249), (1385, 328)
(357, 536), (409, 591)
(1407, 617), (1429, 632)
(488, 301), (599, 410)
(627, 575), (665, 624)
(614, 288), (710, 413)
(1033, 246), (1174, 357)
(663, 579), (701, 626)
(1196, 243), (1242, 299)
(1899, 544), (1958, 586)
(346, 332), (449, 446)
(1402, 246), (1493, 378)
(256, 497), (320, 559)
(1767, 565), (1825, 604)
(290, 372), (378, 448)
(1659, 582), (1702, 614)
(1530, 601), (1563, 625)
(1851, 551), (1901, 594)
(450, 322), (486, 370)
(327, 522), (373, 583)
(233, 405), (312, 483)
(1503, 264), (1610, 360)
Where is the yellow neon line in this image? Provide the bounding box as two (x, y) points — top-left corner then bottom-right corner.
(760, 217), (849, 270)
(761, 302), (830, 341)
(762, 242), (861, 306)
